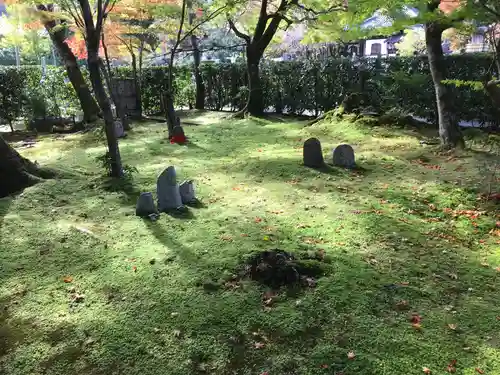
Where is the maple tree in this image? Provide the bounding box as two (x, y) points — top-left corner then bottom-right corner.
(224, 0), (346, 116)
(150, 0), (225, 135)
(309, 0), (465, 148)
(52, 0), (123, 177)
(36, 4), (100, 122)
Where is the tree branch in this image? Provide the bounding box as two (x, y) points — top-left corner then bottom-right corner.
(228, 18), (251, 43)
(177, 6), (227, 47)
(291, 1), (346, 15)
(478, 0), (500, 19)
(253, 0), (269, 40)
(78, 0), (95, 32)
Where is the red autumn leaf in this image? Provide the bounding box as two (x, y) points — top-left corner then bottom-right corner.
(232, 187), (241, 191)
(63, 276), (73, 283)
(320, 364), (329, 369)
(447, 360), (457, 373)
(255, 217), (263, 223)
(475, 368), (485, 374)
(479, 239), (486, 244)
(411, 314), (422, 324)
(132, 266), (137, 272)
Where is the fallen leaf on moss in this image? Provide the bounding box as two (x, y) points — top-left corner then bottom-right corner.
(254, 342), (265, 349)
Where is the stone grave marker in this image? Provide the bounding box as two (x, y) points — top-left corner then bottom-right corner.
(157, 166), (183, 211)
(179, 180), (196, 204)
(136, 192), (157, 217)
(114, 119), (125, 138)
(332, 144), (356, 169)
(303, 137), (324, 168)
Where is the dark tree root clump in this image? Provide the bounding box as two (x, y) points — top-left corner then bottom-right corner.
(237, 249), (326, 289)
(0, 136), (57, 198)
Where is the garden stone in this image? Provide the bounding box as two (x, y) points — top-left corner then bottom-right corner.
(333, 144), (356, 168)
(114, 119), (125, 138)
(157, 166), (183, 211)
(179, 180), (196, 204)
(303, 138), (324, 168)
(135, 192), (157, 217)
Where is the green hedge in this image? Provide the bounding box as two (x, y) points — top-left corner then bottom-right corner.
(0, 65), (81, 127)
(115, 54), (496, 124)
(0, 54), (497, 127)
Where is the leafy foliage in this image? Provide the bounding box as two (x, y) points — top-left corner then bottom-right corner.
(0, 66), (82, 126)
(0, 68), (24, 130)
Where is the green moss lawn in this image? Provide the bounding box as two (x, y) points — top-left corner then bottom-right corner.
(1, 113), (500, 375)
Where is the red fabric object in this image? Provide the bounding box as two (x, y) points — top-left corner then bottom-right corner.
(169, 133), (187, 145)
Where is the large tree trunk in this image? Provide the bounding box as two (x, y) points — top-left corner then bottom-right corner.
(246, 47), (264, 116)
(0, 135), (55, 197)
(87, 46), (123, 178)
(425, 21), (464, 149)
(37, 5), (100, 122)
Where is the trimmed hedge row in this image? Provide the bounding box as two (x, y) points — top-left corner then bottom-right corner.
(0, 54), (497, 126)
(117, 54), (498, 124)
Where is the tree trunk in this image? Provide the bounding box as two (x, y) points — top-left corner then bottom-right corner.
(162, 91), (177, 137)
(38, 6), (99, 122)
(188, 5), (205, 110)
(87, 47), (123, 178)
(192, 40), (205, 110)
(246, 47), (264, 116)
(131, 52), (143, 118)
(0, 135), (55, 197)
(425, 22), (464, 149)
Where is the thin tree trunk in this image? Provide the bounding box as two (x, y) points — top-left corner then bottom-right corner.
(37, 5), (99, 122)
(187, 2), (205, 110)
(101, 34), (130, 131)
(131, 52), (143, 118)
(87, 47), (123, 177)
(246, 48), (264, 116)
(425, 21), (464, 149)
(0, 134), (55, 197)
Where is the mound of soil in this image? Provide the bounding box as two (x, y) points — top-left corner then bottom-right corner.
(238, 249), (325, 288)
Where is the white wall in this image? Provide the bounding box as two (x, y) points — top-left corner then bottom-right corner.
(364, 38), (388, 56)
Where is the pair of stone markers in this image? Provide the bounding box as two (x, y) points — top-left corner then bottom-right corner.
(135, 166), (196, 218)
(303, 138), (356, 169)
